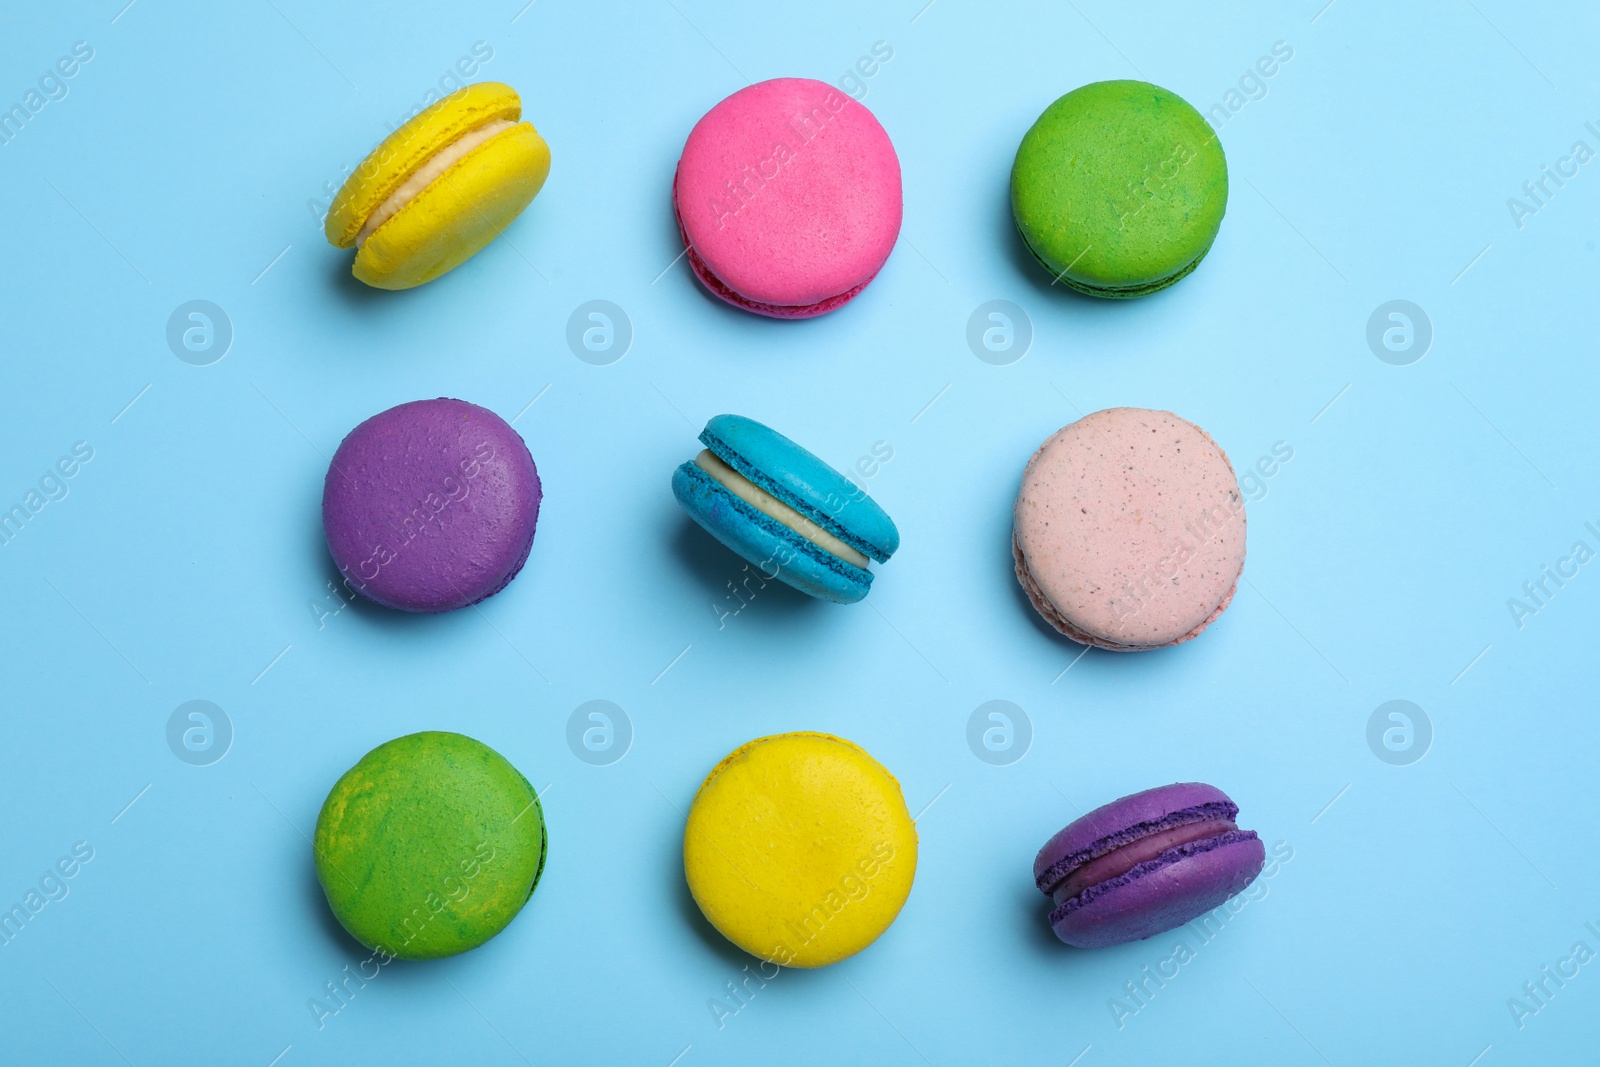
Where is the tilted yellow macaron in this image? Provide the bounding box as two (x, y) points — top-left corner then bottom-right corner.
(325, 82), (550, 290)
(684, 732), (917, 968)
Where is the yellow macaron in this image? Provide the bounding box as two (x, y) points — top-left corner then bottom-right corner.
(683, 732), (917, 968)
(324, 81), (550, 290)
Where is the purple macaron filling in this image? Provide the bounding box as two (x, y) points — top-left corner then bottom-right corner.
(1035, 784), (1266, 948)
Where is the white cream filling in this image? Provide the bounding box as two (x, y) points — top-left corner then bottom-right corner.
(355, 118), (517, 247)
(695, 450), (869, 569)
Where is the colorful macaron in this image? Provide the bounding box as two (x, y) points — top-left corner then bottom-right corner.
(672, 414), (899, 604)
(673, 78), (902, 317)
(1013, 407), (1245, 650)
(1035, 783), (1265, 948)
(684, 732), (917, 968)
(323, 398), (541, 613)
(324, 82), (550, 290)
(1011, 80), (1227, 297)
(313, 731), (548, 960)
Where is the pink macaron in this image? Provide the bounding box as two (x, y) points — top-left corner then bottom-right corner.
(672, 77), (902, 318)
(1012, 408), (1246, 650)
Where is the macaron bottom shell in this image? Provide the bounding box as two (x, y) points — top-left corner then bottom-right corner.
(671, 189), (873, 319)
(683, 238), (870, 318)
(1015, 227), (1215, 299)
(672, 460), (872, 604)
(354, 122), (550, 290)
(1048, 833), (1264, 948)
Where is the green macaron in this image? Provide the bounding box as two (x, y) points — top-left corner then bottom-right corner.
(313, 731), (547, 960)
(1011, 80), (1227, 298)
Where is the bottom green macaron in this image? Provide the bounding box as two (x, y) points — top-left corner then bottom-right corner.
(313, 731), (547, 960)
(1011, 80), (1228, 298)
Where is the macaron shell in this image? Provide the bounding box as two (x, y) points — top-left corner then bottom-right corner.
(672, 461), (871, 604)
(679, 229), (872, 319)
(353, 123), (550, 290)
(1048, 834), (1265, 948)
(1034, 782), (1238, 885)
(322, 398), (541, 613)
(674, 78), (901, 311)
(1011, 80), (1227, 296)
(700, 414), (899, 562)
(326, 81), (525, 249)
(313, 731), (547, 960)
(1013, 408), (1245, 649)
(683, 733), (917, 968)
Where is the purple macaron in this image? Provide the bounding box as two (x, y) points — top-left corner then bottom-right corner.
(1034, 783), (1265, 948)
(322, 398), (541, 613)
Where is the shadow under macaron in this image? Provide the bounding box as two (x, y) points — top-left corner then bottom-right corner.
(304, 865), (366, 955)
(1014, 878), (1077, 962)
(323, 249), (400, 310)
(669, 848), (755, 972)
(668, 516), (824, 627)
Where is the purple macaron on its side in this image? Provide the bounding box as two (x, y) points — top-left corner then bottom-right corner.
(322, 398), (541, 614)
(1034, 783), (1265, 948)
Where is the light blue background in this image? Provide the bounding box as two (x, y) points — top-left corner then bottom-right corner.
(1, 0), (1596, 1063)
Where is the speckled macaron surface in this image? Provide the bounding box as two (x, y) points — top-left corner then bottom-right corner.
(673, 78), (902, 317)
(683, 732), (917, 968)
(1011, 80), (1227, 297)
(313, 731), (547, 961)
(1012, 407), (1245, 650)
(322, 398), (541, 613)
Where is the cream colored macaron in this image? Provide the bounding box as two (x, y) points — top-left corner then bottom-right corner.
(325, 82), (550, 290)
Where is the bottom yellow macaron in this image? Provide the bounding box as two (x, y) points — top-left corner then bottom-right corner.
(683, 732), (917, 968)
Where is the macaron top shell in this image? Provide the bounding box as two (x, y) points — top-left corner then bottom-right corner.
(313, 731), (547, 960)
(1013, 407), (1245, 649)
(322, 398), (541, 613)
(674, 78), (902, 314)
(683, 732), (917, 968)
(701, 414), (898, 562)
(351, 124), (550, 290)
(1011, 80), (1227, 297)
(325, 82), (527, 248)
(1034, 782), (1239, 888)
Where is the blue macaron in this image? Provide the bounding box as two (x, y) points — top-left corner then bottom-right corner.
(671, 415), (899, 604)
